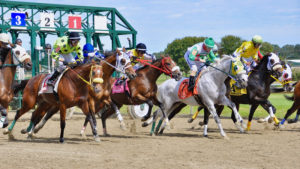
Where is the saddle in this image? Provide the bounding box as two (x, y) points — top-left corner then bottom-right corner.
(111, 78), (130, 95)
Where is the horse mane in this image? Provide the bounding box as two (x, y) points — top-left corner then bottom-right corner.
(200, 55), (232, 75)
(253, 53), (271, 70)
(0, 47), (11, 63)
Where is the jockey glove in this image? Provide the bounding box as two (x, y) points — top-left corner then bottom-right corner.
(204, 60), (211, 66)
(63, 60), (69, 65)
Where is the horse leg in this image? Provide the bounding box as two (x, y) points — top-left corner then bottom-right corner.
(206, 104), (227, 138)
(258, 104), (275, 123)
(87, 113), (100, 142)
(0, 106), (8, 128)
(101, 107), (115, 136)
(112, 103), (126, 130)
(141, 100), (154, 122)
(4, 95), (36, 134)
(288, 109), (300, 123)
(80, 116), (89, 137)
(59, 104), (67, 143)
(246, 104), (259, 131)
(279, 101), (300, 127)
(188, 106), (203, 123)
(202, 107), (210, 137)
(158, 102), (171, 130)
(34, 106), (59, 134)
(260, 101), (279, 125)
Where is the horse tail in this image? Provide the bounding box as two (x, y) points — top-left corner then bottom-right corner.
(284, 94), (294, 101)
(13, 79), (29, 95)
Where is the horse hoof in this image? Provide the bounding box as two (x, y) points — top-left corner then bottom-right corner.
(8, 133), (16, 141)
(203, 134), (208, 137)
(103, 133), (111, 137)
(198, 121), (204, 126)
(224, 135), (230, 140)
(120, 122), (127, 131)
(187, 118), (194, 123)
(21, 129), (28, 134)
(142, 122), (148, 127)
(94, 136), (101, 142)
(141, 116), (150, 122)
(59, 138), (64, 143)
(3, 129), (10, 135)
(33, 128), (40, 134)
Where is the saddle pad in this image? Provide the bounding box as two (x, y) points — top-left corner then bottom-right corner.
(230, 79), (247, 96)
(178, 79), (193, 99)
(111, 79), (130, 94)
(38, 69), (67, 95)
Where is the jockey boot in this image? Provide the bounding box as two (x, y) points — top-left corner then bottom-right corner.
(188, 75), (195, 91)
(47, 70), (60, 86)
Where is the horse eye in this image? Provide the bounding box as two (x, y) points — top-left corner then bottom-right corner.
(120, 58), (126, 65)
(234, 65), (238, 71)
(270, 59), (275, 64)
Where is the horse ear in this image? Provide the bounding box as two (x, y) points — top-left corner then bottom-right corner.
(116, 48), (121, 55)
(264, 52), (272, 57)
(122, 47), (126, 52)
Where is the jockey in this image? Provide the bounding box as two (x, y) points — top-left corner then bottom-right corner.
(184, 37), (217, 91)
(233, 35), (263, 73)
(0, 33), (11, 67)
(47, 32), (83, 86)
(127, 43), (156, 69)
(82, 43), (105, 63)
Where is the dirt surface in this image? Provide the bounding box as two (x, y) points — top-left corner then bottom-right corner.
(0, 112), (300, 169)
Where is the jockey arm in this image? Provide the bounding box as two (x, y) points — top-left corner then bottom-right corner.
(188, 47), (206, 62)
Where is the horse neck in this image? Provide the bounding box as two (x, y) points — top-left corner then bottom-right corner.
(1, 49), (16, 89)
(251, 58), (274, 87)
(139, 60), (163, 82)
(67, 64), (94, 88)
(205, 59), (231, 86)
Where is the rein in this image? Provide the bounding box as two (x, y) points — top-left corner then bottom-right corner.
(270, 75), (292, 86)
(66, 65), (103, 87)
(207, 61), (239, 82)
(93, 56), (130, 75)
(137, 58), (173, 77)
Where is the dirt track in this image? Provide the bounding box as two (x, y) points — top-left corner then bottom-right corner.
(0, 112), (300, 169)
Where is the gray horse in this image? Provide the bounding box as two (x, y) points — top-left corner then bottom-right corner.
(144, 55), (248, 138)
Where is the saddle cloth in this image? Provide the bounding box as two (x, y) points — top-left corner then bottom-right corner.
(111, 78), (130, 94)
(38, 69), (67, 95)
(230, 79), (247, 96)
(178, 76), (200, 100)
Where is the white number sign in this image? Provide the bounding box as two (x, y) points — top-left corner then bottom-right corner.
(94, 15), (108, 33)
(40, 13), (55, 28)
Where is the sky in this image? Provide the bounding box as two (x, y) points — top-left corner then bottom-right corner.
(8, 0), (300, 53)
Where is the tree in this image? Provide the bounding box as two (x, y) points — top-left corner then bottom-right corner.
(220, 35), (243, 55)
(164, 36), (206, 75)
(272, 44), (280, 54)
(260, 42), (273, 54)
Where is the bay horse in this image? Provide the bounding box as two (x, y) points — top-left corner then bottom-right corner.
(278, 81), (300, 127)
(81, 56), (182, 136)
(0, 42), (32, 128)
(193, 53), (283, 136)
(12, 50), (137, 141)
(143, 55), (249, 138)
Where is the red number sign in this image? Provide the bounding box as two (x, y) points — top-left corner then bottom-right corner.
(68, 16), (81, 29)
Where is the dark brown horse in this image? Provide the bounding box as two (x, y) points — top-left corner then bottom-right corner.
(81, 56), (182, 136)
(4, 59), (105, 142)
(0, 42), (32, 128)
(12, 51), (137, 141)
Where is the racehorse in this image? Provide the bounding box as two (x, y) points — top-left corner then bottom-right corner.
(0, 42), (32, 128)
(81, 56), (182, 136)
(13, 50), (136, 141)
(143, 55), (248, 138)
(189, 53), (283, 136)
(278, 81), (300, 127)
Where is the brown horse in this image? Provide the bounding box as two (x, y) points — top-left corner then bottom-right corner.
(0, 42), (32, 128)
(9, 51), (137, 142)
(278, 81), (300, 127)
(81, 56), (182, 136)
(4, 59), (105, 142)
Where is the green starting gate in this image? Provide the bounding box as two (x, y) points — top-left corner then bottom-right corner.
(0, 0), (137, 76)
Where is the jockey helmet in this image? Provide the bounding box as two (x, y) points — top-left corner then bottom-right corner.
(69, 32), (81, 40)
(136, 43), (147, 52)
(204, 37), (215, 49)
(252, 35), (263, 44)
(83, 43), (94, 57)
(15, 38), (22, 44)
(0, 33), (10, 43)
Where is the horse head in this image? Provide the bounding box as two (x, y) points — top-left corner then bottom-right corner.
(280, 62), (293, 92)
(116, 49), (137, 80)
(160, 55), (182, 81)
(12, 45), (32, 71)
(265, 53), (283, 78)
(90, 62), (104, 94)
(231, 57), (248, 88)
